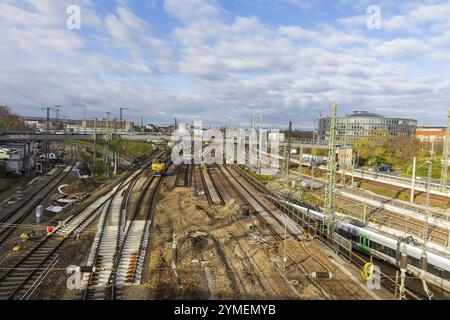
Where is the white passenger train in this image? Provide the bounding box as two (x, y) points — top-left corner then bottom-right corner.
(287, 201), (450, 292)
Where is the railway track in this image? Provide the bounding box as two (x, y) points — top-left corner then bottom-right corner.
(235, 165), (427, 300)
(218, 165), (284, 241)
(0, 150), (164, 300)
(218, 165), (367, 298)
(294, 171), (450, 247)
(110, 177), (162, 299)
(82, 153), (165, 300)
(201, 165), (224, 205)
(0, 168), (139, 300)
(303, 187), (449, 247)
(198, 165), (213, 204)
(192, 165), (208, 203)
(190, 164), (223, 205)
(174, 163), (190, 188)
(311, 168), (450, 208)
(0, 145), (79, 249)
(330, 193), (450, 247)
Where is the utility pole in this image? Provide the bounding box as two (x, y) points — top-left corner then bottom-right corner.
(283, 222), (287, 271)
(324, 104), (338, 235)
(410, 156), (417, 203)
(420, 160), (434, 299)
(298, 145), (303, 183)
(83, 105), (86, 134)
(55, 105), (62, 131)
(118, 108), (129, 172)
(341, 116), (349, 186)
(93, 117), (97, 177)
(258, 114), (264, 174)
(119, 107), (129, 125)
(141, 117), (144, 132)
(351, 152), (356, 188)
(285, 121), (292, 181)
(41, 107), (54, 160)
(440, 109), (450, 192)
(55, 105), (62, 121)
(313, 119), (317, 144)
(114, 119), (118, 176)
(105, 112), (111, 178)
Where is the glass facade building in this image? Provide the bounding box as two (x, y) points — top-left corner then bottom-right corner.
(317, 111), (417, 143)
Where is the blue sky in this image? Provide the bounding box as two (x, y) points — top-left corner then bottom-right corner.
(1, 0), (450, 128)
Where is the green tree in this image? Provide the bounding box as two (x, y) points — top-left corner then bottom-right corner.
(0, 106), (31, 132)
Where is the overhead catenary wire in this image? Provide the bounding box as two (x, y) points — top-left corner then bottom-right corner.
(0, 81), (48, 108)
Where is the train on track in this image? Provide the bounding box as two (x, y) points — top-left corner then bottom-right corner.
(148, 159), (166, 176)
(286, 201), (450, 292)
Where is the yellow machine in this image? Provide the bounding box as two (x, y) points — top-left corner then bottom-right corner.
(150, 159), (166, 176)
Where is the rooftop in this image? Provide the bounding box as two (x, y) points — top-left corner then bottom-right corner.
(346, 111), (385, 118)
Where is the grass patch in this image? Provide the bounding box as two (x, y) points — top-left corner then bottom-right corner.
(242, 167), (276, 183)
(114, 140), (153, 158)
(401, 158), (445, 179)
(303, 192), (324, 207)
(68, 140), (154, 160)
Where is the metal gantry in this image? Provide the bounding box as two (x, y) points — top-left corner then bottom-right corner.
(324, 104), (338, 234)
(440, 109), (450, 192)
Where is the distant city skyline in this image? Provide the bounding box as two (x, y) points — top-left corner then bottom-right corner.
(1, 1), (450, 128)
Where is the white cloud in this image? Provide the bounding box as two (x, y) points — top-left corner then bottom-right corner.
(164, 0), (224, 22)
(375, 38), (431, 59)
(409, 2), (450, 25)
(0, 0), (449, 127)
(383, 15), (414, 33)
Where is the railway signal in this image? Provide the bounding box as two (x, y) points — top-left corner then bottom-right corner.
(47, 226), (56, 235)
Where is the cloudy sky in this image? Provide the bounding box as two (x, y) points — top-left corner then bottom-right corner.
(1, 0), (450, 128)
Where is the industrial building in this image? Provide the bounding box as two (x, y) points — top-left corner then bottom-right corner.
(0, 141), (36, 174)
(317, 111), (417, 143)
(415, 126), (446, 143)
(65, 119), (135, 134)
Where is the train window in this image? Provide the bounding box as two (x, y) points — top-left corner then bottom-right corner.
(444, 270), (450, 280)
(387, 247), (396, 258)
(408, 256), (420, 268)
(427, 264), (448, 279)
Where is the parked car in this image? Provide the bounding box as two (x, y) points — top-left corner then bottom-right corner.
(374, 165), (393, 172)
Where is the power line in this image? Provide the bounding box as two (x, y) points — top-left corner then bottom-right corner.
(0, 96), (38, 108)
(0, 81), (47, 108)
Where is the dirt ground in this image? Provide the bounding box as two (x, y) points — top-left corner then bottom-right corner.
(121, 178), (374, 300)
